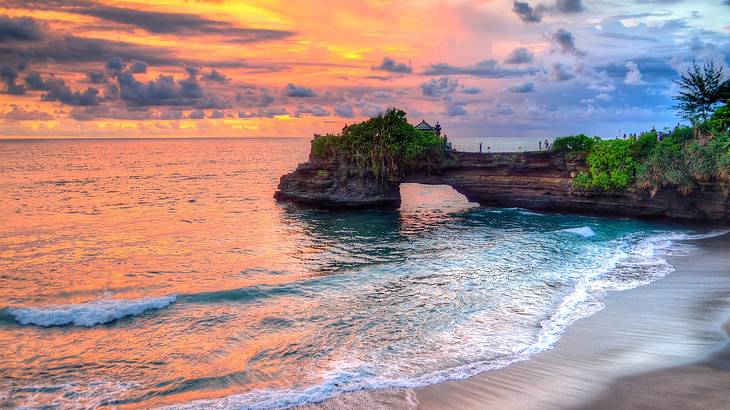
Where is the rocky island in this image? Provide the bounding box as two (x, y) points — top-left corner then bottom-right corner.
(276, 108), (730, 222)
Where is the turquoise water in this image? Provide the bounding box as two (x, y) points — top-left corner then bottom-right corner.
(0, 138), (724, 409)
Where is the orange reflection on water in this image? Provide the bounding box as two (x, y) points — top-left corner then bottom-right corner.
(0, 139), (485, 408)
(0, 138), (332, 407)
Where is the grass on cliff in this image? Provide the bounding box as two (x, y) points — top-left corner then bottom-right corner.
(311, 108), (448, 181)
(552, 113), (730, 194)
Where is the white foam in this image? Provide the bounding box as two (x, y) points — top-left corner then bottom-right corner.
(7, 295), (176, 327)
(665, 230), (729, 241)
(557, 226), (596, 238)
(11, 380), (136, 409)
(502, 207), (543, 216)
(531, 229), (730, 354)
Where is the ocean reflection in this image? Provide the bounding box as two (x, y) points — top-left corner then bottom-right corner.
(280, 208), (405, 274)
(279, 183), (481, 275)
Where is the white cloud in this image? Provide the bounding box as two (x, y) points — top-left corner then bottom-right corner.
(624, 61), (644, 85)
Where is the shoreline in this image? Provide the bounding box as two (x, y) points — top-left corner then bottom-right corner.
(302, 233), (730, 409)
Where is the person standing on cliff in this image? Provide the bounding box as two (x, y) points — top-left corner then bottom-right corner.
(479, 142), (483, 153)
(539, 140), (542, 150)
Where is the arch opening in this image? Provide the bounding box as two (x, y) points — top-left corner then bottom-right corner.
(398, 183), (478, 214)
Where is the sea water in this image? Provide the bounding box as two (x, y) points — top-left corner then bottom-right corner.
(0, 138), (724, 409)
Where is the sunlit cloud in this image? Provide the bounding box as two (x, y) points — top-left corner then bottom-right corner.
(0, 0), (728, 138)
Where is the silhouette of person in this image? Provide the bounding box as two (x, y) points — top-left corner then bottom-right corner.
(539, 140), (542, 150)
(479, 142), (483, 153)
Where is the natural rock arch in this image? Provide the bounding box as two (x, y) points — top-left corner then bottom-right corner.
(275, 150), (730, 221)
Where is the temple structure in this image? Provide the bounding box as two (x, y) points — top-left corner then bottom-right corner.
(414, 120), (442, 136)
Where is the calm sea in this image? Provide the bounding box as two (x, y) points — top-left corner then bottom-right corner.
(0, 138), (723, 409)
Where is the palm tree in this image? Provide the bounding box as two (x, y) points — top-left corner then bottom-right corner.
(673, 61), (729, 123)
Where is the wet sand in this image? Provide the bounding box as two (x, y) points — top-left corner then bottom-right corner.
(416, 233), (730, 410)
(304, 234), (730, 410)
(578, 343), (730, 410)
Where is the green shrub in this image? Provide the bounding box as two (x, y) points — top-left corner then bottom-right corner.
(662, 126), (694, 149)
(575, 139), (639, 191)
(309, 108), (447, 180)
(572, 171), (592, 189)
(718, 150), (730, 182)
(684, 141), (715, 182)
(312, 134), (340, 157)
(708, 105), (730, 132)
(706, 132), (730, 182)
(635, 130), (658, 157)
(635, 130), (730, 194)
(551, 134), (598, 153)
(637, 142), (693, 194)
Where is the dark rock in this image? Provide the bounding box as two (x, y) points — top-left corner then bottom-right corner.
(274, 157), (401, 209)
(275, 150), (730, 222)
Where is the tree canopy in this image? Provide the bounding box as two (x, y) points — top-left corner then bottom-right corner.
(311, 108), (447, 180)
(673, 61), (730, 123)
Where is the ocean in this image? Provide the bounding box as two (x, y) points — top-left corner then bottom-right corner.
(0, 138), (724, 409)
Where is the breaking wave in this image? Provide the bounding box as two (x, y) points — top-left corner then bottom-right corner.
(557, 226), (596, 238)
(4, 295), (177, 327)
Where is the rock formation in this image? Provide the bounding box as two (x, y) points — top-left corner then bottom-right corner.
(275, 145), (730, 222)
(274, 154), (401, 208)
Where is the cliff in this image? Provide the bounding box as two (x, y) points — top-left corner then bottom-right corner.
(275, 149), (730, 222)
(274, 155), (401, 208)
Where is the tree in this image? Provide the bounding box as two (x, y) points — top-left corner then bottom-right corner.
(720, 79), (730, 105)
(673, 61), (730, 123)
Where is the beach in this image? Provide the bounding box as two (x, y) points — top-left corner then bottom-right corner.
(306, 233), (730, 410)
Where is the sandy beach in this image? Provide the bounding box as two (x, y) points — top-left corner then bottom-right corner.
(304, 233), (730, 410)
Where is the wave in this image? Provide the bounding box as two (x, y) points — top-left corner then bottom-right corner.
(664, 230), (730, 241)
(164, 229), (729, 410)
(2, 278), (338, 328)
(4, 295), (176, 327)
(557, 226), (596, 238)
(496, 207), (544, 216)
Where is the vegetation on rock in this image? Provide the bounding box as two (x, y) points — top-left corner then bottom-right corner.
(311, 108), (448, 181)
(551, 134), (599, 153)
(573, 138), (640, 190)
(304, 64), (730, 196)
(637, 131), (730, 195)
(564, 61), (730, 195)
(708, 105), (730, 131)
(568, 124), (730, 194)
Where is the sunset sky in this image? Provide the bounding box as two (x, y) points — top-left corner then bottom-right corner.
(1, 0), (729, 138)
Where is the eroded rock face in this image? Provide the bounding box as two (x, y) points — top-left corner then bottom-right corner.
(414, 152), (730, 221)
(274, 156), (401, 209)
(275, 150), (730, 222)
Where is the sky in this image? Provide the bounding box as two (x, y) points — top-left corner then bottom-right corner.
(0, 0), (729, 139)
